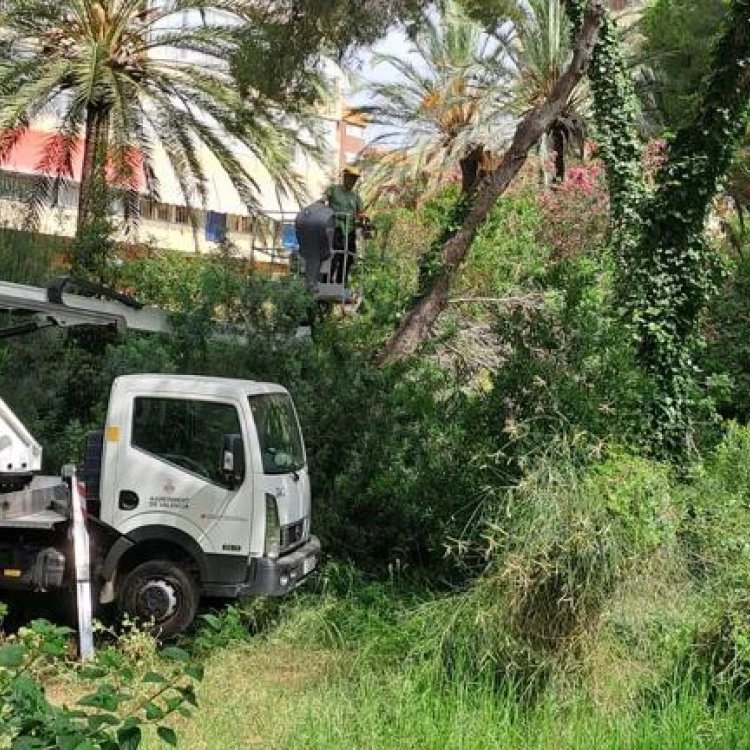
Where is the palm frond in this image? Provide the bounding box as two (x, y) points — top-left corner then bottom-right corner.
(0, 0), (326, 234)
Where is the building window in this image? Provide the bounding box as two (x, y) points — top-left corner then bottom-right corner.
(175, 205), (190, 224)
(206, 211), (227, 242)
(345, 151), (359, 164)
(140, 199), (175, 223)
(228, 214), (254, 234)
(140, 199), (158, 221)
(346, 123), (365, 140)
(157, 203), (172, 223)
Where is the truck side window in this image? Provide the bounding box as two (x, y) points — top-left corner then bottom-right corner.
(132, 397), (242, 487)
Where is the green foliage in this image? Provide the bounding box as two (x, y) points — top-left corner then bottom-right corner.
(702, 253), (750, 422)
(678, 424), (750, 696)
(567, 3), (645, 254)
(410, 445), (678, 691)
(640, 0), (729, 131)
(416, 191), (471, 298)
(569, 0), (750, 455)
(284, 669), (750, 749)
(232, 0), (430, 113)
(0, 614), (201, 748)
(70, 175), (117, 284)
(358, 208), (429, 327)
(299, 342), (485, 570)
(620, 0), (750, 453)
(481, 256), (647, 462)
(456, 190), (549, 301)
(0, 228), (65, 285)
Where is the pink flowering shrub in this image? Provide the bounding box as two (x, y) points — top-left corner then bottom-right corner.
(535, 161), (610, 260)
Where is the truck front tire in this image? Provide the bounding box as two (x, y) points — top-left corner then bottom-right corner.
(118, 560), (199, 639)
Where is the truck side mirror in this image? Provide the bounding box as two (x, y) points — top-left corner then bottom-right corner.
(222, 434), (245, 489)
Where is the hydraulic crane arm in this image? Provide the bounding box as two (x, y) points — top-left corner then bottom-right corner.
(0, 277), (172, 338)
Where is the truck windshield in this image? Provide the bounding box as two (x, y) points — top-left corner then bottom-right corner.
(249, 394), (305, 475)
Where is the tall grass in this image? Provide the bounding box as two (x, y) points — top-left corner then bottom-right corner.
(283, 666), (750, 750)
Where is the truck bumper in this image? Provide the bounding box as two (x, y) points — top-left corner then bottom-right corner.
(246, 536), (322, 596)
(202, 537), (321, 598)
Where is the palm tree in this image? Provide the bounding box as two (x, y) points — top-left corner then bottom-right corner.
(0, 0), (317, 234)
(358, 0), (591, 200)
(356, 1), (514, 199)
(501, 0), (588, 183)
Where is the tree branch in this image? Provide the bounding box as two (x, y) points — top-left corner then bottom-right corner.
(376, 0), (605, 365)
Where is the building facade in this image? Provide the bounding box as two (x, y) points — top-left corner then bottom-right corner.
(0, 6), (366, 263)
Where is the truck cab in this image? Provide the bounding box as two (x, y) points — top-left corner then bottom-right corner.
(0, 374), (320, 638)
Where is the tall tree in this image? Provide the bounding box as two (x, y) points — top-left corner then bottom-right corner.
(232, 0), (431, 107)
(639, 0), (750, 249)
(569, 0), (750, 453)
(0, 0), (313, 235)
(377, 0), (606, 363)
(356, 1), (513, 198)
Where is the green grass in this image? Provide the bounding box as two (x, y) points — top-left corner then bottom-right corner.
(285, 668), (750, 750)
(139, 638), (750, 750)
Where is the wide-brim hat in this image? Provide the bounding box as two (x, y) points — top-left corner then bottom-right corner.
(343, 166), (361, 177)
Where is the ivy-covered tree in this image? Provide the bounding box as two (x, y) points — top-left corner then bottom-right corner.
(568, 0), (750, 454)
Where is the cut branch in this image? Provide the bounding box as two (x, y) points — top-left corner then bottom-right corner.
(376, 0), (605, 365)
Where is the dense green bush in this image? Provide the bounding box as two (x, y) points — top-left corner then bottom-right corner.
(454, 191), (549, 307)
(0, 610), (202, 748)
(0, 228), (66, 285)
(473, 255), (648, 479)
(678, 424), (750, 696)
(404, 445), (679, 690)
(702, 252), (750, 422)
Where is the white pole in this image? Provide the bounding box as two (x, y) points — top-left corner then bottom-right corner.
(70, 469), (95, 660)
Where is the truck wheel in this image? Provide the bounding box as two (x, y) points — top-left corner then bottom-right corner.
(118, 560), (199, 639)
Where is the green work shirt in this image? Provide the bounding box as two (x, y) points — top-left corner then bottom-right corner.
(325, 184), (363, 233)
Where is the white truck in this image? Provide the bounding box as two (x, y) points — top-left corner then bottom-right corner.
(0, 279), (320, 637)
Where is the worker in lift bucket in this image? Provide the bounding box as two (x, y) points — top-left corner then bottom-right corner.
(324, 166), (366, 285)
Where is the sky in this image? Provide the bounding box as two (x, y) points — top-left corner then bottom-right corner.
(346, 27), (424, 144)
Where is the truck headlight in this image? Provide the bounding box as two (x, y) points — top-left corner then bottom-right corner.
(265, 494), (281, 559)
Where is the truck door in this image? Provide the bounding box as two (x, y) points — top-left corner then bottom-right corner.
(112, 395), (251, 557)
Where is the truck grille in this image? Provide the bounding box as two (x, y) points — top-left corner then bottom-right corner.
(280, 519), (306, 552)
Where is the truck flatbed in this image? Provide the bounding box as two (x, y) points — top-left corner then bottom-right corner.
(0, 477), (69, 529)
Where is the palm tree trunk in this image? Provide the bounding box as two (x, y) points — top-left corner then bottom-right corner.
(539, 133), (551, 188)
(552, 126), (566, 182)
(77, 105), (110, 233)
(376, 0), (605, 365)
(459, 145), (484, 193)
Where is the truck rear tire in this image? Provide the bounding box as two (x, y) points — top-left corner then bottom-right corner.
(118, 560), (199, 639)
